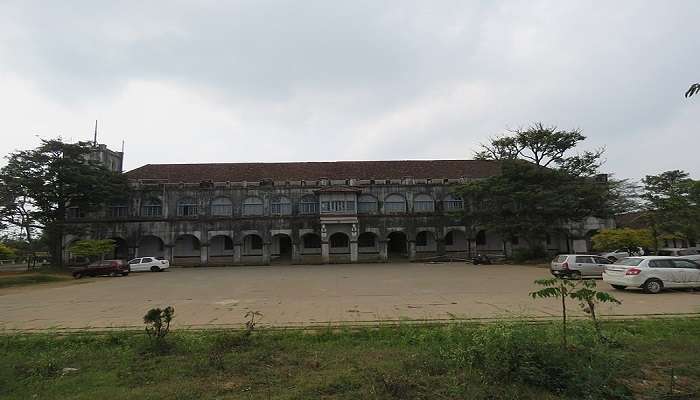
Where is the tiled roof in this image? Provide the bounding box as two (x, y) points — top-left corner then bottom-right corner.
(126, 160), (500, 183)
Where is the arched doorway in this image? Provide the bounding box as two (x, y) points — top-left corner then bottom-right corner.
(242, 234), (264, 256)
(329, 232), (350, 254)
(445, 230), (467, 252)
(209, 235), (234, 264)
(272, 234), (293, 261)
(138, 235), (165, 258)
(110, 237), (129, 260)
(173, 234), (201, 265)
(387, 231), (407, 259)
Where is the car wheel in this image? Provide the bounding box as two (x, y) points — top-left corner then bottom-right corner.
(569, 271), (582, 280)
(643, 279), (663, 294)
(122, 272), (129, 276)
(150, 266), (161, 272)
(74, 272), (82, 279)
(611, 284), (626, 290)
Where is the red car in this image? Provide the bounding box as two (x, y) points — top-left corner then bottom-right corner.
(72, 260), (130, 279)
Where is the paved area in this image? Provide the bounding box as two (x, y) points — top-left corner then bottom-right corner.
(1, 263), (699, 331)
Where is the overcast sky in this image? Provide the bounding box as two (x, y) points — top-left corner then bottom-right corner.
(0, 1), (697, 180)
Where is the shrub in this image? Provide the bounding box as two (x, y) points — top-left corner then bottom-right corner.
(143, 306), (174, 343)
(512, 245), (547, 262)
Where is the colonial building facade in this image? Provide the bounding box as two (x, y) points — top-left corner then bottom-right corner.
(62, 159), (612, 265)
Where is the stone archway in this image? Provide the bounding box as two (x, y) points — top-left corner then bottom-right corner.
(387, 231), (408, 259)
(173, 234), (201, 266)
(138, 235), (165, 258)
(272, 234), (293, 262)
(109, 237), (129, 260)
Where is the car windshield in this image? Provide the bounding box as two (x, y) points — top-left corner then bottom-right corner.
(615, 258), (643, 266)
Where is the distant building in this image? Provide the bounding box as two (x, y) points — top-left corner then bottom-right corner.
(62, 159), (612, 265)
(87, 143), (123, 173)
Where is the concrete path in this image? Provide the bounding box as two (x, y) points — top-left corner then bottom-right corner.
(1, 263), (699, 331)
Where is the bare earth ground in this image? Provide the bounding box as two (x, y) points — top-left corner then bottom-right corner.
(1, 262), (699, 331)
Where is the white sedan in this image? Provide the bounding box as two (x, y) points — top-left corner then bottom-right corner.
(603, 256), (700, 293)
(127, 257), (170, 272)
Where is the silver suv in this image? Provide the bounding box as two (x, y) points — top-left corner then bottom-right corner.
(551, 254), (613, 278)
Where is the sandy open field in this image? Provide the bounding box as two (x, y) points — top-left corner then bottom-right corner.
(1, 262), (699, 331)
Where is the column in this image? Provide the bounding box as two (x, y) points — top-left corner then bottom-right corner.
(350, 240), (358, 263)
(233, 243), (242, 264)
(292, 242), (302, 264)
(437, 238), (446, 256)
(321, 242), (330, 264)
(200, 244), (209, 266)
(379, 240), (388, 262)
(408, 240), (416, 261)
(164, 245), (174, 265)
(262, 242), (271, 265)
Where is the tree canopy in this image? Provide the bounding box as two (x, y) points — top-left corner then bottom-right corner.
(641, 170), (699, 247)
(591, 228), (655, 253)
(0, 139), (129, 264)
(68, 239), (116, 261)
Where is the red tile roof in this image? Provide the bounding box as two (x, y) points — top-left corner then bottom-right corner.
(126, 160), (500, 183)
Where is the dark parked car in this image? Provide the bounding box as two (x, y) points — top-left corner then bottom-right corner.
(72, 260), (130, 279)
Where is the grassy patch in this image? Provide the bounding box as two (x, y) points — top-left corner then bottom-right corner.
(0, 273), (71, 289)
(1, 319), (699, 399)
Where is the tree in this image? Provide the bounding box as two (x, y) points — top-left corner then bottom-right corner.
(591, 228), (655, 255)
(67, 239), (116, 263)
(0, 139), (129, 266)
(530, 277), (578, 348)
(0, 243), (16, 260)
(475, 122), (604, 177)
(569, 280), (620, 342)
(686, 83), (700, 98)
(642, 170), (699, 249)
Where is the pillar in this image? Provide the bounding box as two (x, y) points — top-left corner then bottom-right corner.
(262, 242), (271, 265)
(408, 240), (416, 261)
(233, 243), (242, 264)
(437, 238), (446, 256)
(200, 244), (209, 266)
(292, 242), (302, 264)
(350, 241), (358, 263)
(164, 245), (174, 265)
(379, 240), (388, 262)
(321, 242), (330, 264)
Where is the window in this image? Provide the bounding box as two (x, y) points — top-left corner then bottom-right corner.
(649, 259), (675, 268)
(177, 198), (198, 217)
(575, 256), (594, 264)
(223, 236), (234, 250)
(270, 196), (292, 215)
(616, 258), (642, 266)
(357, 194), (378, 214)
(210, 197), (233, 216)
(413, 194), (434, 213)
(303, 234), (321, 248)
(242, 197), (263, 216)
(142, 199), (162, 216)
(384, 194), (406, 213)
(593, 257), (611, 264)
(142, 257), (153, 263)
(443, 195), (464, 211)
(358, 233), (376, 247)
(110, 204), (128, 217)
(416, 232), (429, 246)
(249, 235), (263, 250)
(300, 195), (318, 214)
(672, 259), (699, 268)
(321, 200), (355, 213)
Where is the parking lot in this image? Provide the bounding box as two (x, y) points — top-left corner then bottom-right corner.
(1, 262), (699, 331)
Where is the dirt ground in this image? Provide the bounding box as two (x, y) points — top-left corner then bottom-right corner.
(1, 262), (698, 331)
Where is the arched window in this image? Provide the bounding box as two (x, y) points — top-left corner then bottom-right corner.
(416, 231), (429, 246)
(210, 197), (233, 216)
(271, 195), (292, 215)
(142, 198), (162, 216)
(242, 196), (263, 216)
(357, 194), (378, 214)
(383, 194), (406, 214)
(177, 197), (198, 217)
(413, 193), (434, 212)
(443, 194), (464, 211)
(330, 232), (349, 248)
(300, 194), (318, 214)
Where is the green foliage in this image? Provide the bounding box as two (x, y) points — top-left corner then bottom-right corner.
(244, 310), (263, 331)
(67, 239), (116, 261)
(143, 306), (175, 344)
(0, 138), (129, 264)
(458, 160), (611, 250)
(0, 243), (16, 259)
(0, 274), (70, 289)
(512, 245), (546, 262)
(569, 280), (621, 341)
(642, 170), (700, 247)
(531, 277), (578, 348)
(591, 228), (655, 253)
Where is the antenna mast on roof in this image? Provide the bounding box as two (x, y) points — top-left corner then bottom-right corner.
(93, 120), (98, 146)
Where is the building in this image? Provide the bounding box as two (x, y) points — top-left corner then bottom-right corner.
(62, 159), (611, 265)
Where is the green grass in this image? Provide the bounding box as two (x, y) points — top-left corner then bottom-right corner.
(1, 318), (699, 399)
(0, 273), (71, 289)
